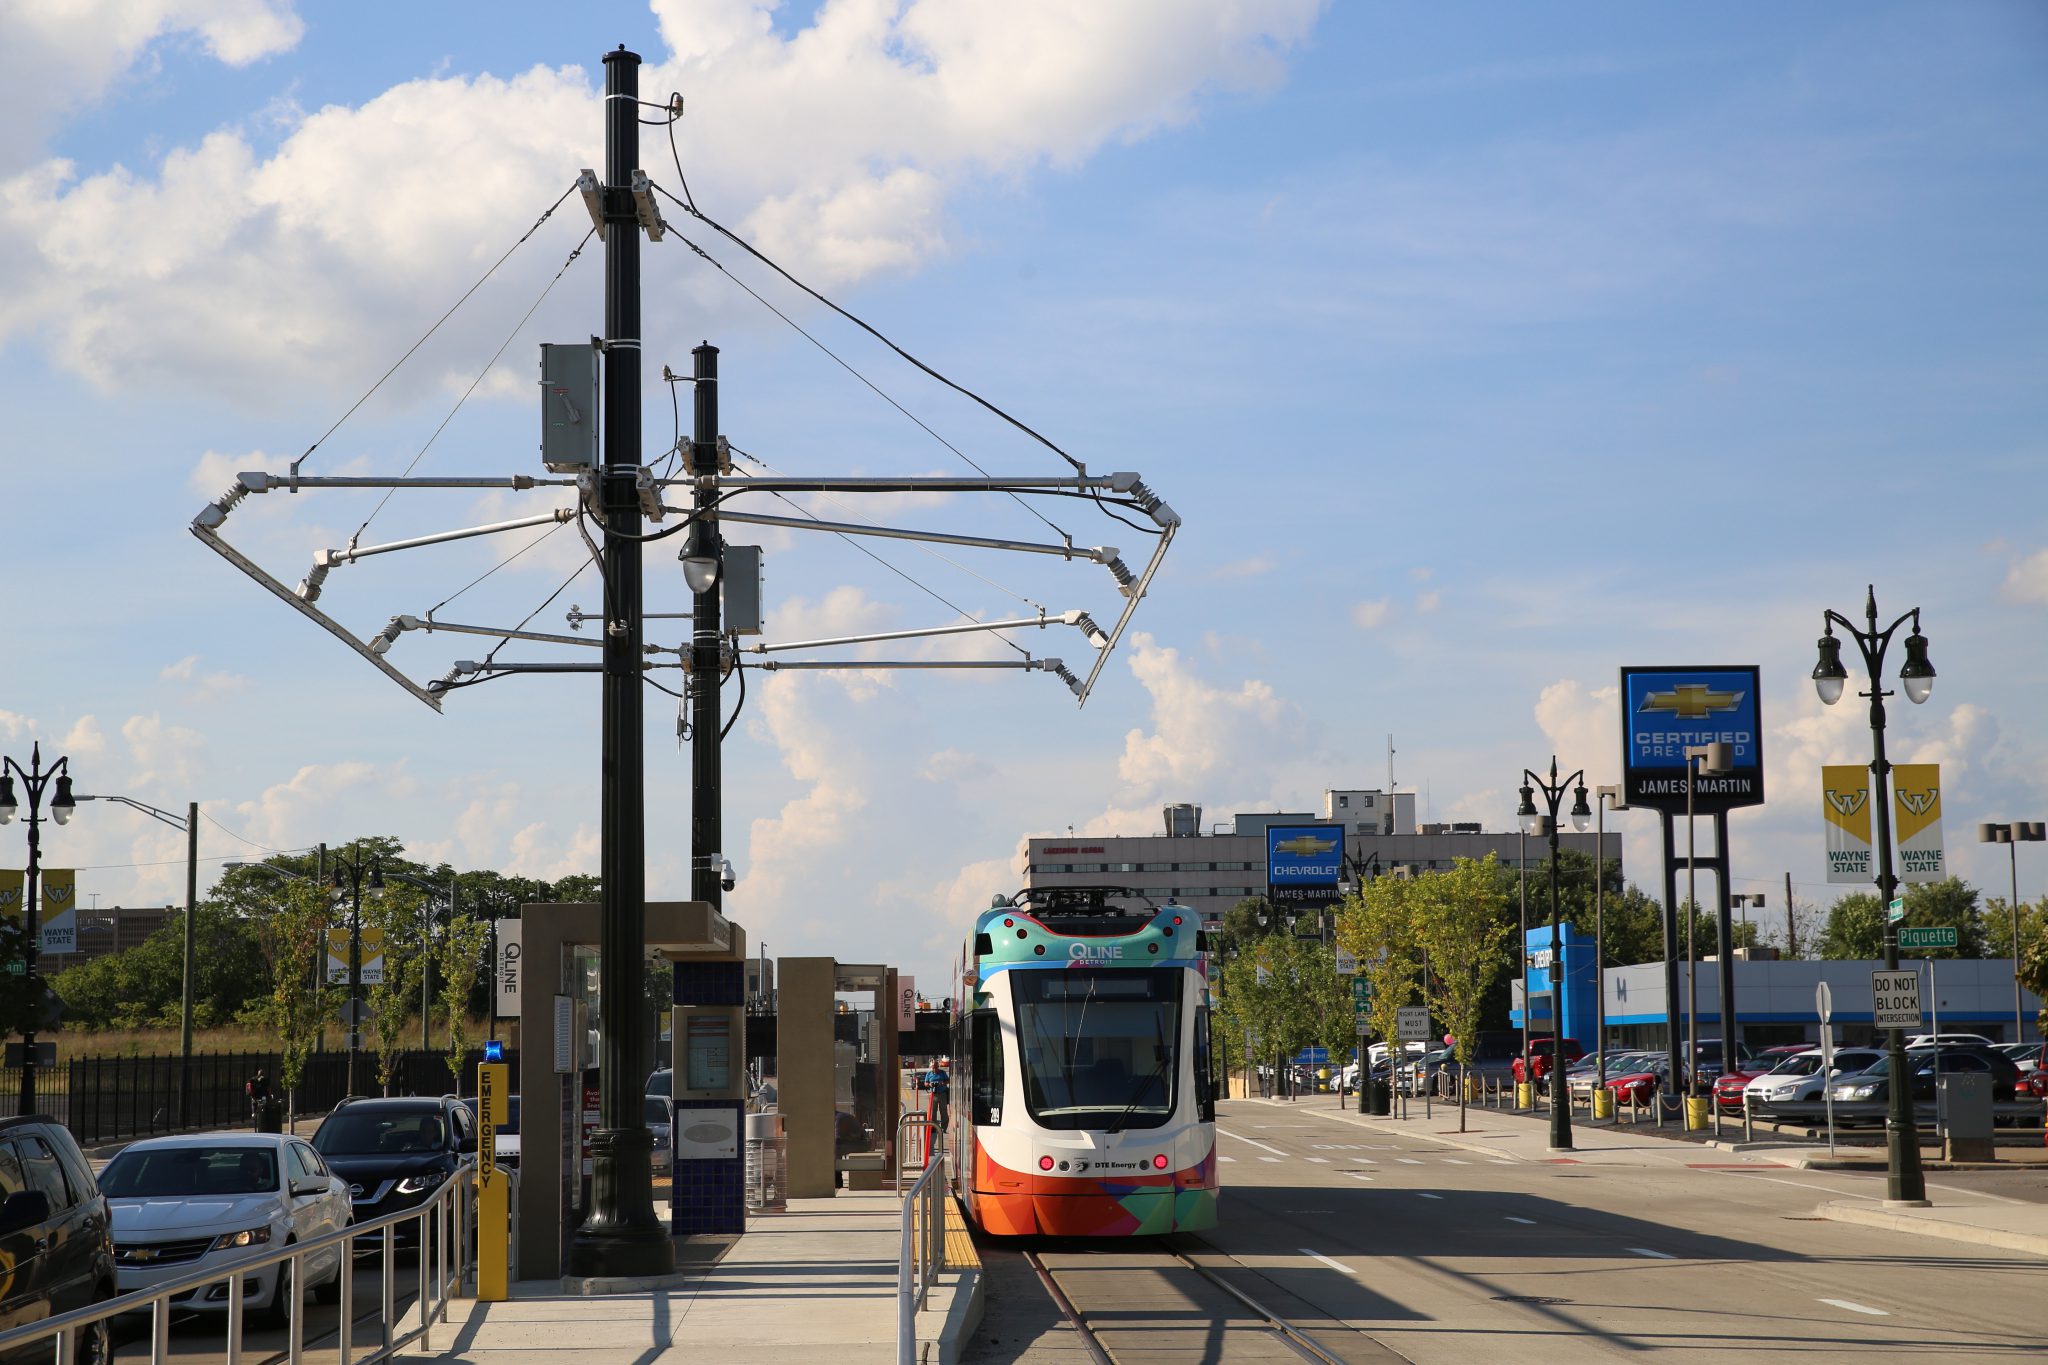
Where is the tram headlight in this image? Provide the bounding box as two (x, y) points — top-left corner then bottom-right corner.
(1040, 1156), (1055, 1171)
(1152, 1154), (1168, 1170)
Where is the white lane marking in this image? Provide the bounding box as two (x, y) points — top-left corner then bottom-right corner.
(1627, 1248), (1676, 1260)
(1218, 1130), (1291, 1156)
(1397, 1158), (1425, 1166)
(1259, 1156), (1283, 1163)
(1418, 1192), (1444, 1200)
(1350, 1156), (1377, 1165)
(1490, 1159), (1515, 1166)
(1925, 1180), (2026, 1207)
(1442, 1158), (1469, 1165)
(1505, 1216), (1536, 1225)
(1345, 1172), (1374, 1182)
(1306, 1157), (1330, 1164)
(1298, 1108), (1529, 1163)
(1819, 1298), (1889, 1317)
(1714, 1171), (1877, 1200)
(1301, 1249), (1356, 1275)
(1217, 1155), (1236, 1163)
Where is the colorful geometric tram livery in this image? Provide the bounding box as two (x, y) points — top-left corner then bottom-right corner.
(950, 887), (1220, 1236)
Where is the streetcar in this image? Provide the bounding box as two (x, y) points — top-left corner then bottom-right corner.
(949, 886), (1219, 1236)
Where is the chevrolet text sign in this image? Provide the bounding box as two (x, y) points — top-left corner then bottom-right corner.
(1618, 665), (1765, 814)
(1266, 824), (1343, 908)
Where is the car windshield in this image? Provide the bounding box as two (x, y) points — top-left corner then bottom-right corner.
(101, 1146), (278, 1198)
(1013, 967), (1181, 1131)
(316, 1110), (447, 1156)
(647, 1071), (673, 1098)
(644, 1097), (670, 1126)
(1769, 1054), (1826, 1076)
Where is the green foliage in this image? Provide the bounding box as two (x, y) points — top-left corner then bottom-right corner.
(437, 910), (491, 1081)
(1217, 933), (1349, 1081)
(1999, 897), (2048, 1031)
(1335, 878), (1422, 1055)
(363, 885), (428, 1095)
(50, 901), (266, 1029)
(257, 879), (337, 1114)
(1820, 878), (1987, 959)
(1413, 856), (1512, 1079)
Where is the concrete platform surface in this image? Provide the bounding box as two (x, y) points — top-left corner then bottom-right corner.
(398, 1192), (976, 1364)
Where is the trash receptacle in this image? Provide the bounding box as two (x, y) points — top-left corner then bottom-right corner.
(257, 1096), (284, 1134)
(745, 1111), (787, 1212)
(1367, 1079), (1392, 1116)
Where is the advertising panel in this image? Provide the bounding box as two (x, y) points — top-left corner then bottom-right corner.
(38, 870), (77, 955)
(1892, 762), (1945, 883)
(897, 974), (917, 1032)
(359, 925), (386, 986)
(1619, 666), (1765, 812)
(325, 927), (351, 985)
(1822, 764), (1873, 883)
(1265, 824), (1344, 908)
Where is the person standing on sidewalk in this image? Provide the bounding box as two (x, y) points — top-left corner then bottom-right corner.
(245, 1067), (272, 1130)
(924, 1060), (951, 1130)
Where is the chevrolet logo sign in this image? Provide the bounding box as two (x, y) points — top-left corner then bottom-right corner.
(121, 1247), (158, 1262)
(1638, 684), (1744, 720)
(1273, 835), (1336, 857)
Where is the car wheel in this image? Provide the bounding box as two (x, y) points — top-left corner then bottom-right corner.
(255, 1255), (294, 1329)
(73, 1295), (114, 1365)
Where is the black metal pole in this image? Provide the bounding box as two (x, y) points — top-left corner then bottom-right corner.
(348, 869), (362, 1098)
(1658, 812), (1683, 1119)
(690, 341), (722, 919)
(570, 44), (672, 1279)
(1547, 810), (1572, 1150)
(181, 800), (198, 1127)
(1517, 830), (1528, 1104)
(1714, 811), (1737, 1075)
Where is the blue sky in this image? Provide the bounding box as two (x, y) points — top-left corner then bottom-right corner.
(2, 1), (2044, 998)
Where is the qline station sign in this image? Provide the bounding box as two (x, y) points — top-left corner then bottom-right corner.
(1618, 665), (1766, 813)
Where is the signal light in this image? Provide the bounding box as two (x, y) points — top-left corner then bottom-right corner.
(1152, 1154), (1168, 1170)
(1040, 1156), (1055, 1171)
(1172, 915), (1182, 925)
(1003, 918), (1014, 927)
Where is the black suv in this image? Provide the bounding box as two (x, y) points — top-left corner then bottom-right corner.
(0, 1115), (116, 1363)
(310, 1097), (474, 1241)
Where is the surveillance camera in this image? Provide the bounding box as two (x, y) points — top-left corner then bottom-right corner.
(720, 858), (737, 893)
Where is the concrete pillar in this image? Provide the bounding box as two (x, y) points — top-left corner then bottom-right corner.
(778, 957), (839, 1198)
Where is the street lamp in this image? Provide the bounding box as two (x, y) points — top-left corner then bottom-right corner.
(1812, 584), (1934, 1205)
(1, 742), (76, 1112)
(1518, 758), (1589, 1152)
(327, 851), (385, 1097)
(1978, 822), (2045, 1043)
(1594, 785), (1627, 1095)
(1731, 893), (1766, 955)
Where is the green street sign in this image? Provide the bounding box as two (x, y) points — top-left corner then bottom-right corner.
(1899, 925), (1957, 950)
(1351, 977), (1372, 1019)
(1886, 897), (1906, 923)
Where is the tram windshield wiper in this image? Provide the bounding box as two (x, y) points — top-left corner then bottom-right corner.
(1106, 1018), (1172, 1135)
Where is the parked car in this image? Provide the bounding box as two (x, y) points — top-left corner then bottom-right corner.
(1511, 1038), (1586, 1091)
(1905, 1033), (1995, 1049)
(1828, 1047), (2022, 1108)
(1603, 1057), (1676, 1107)
(311, 1096), (475, 1241)
(458, 1095), (521, 1167)
(1564, 1053), (1654, 1103)
(646, 1096), (675, 1176)
(1996, 1042), (2044, 1076)
(98, 1134), (348, 1327)
(1743, 1047), (1886, 1109)
(646, 1068), (673, 1098)
(0, 1115), (116, 1364)
(1712, 1065), (1774, 1113)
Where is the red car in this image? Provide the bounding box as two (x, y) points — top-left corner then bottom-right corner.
(1511, 1038), (1586, 1091)
(1712, 1065), (1772, 1113)
(1604, 1059), (1672, 1107)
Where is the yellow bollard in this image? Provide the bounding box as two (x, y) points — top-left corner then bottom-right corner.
(1516, 1082), (1533, 1110)
(1684, 1096), (1710, 1131)
(1592, 1088), (1614, 1120)
(476, 1060), (511, 1301)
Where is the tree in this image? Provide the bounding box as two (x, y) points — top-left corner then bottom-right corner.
(1819, 878), (1988, 960)
(1412, 856), (1512, 1132)
(437, 909), (491, 1085)
(1981, 895), (2048, 967)
(2017, 911), (2048, 1037)
(1216, 933), (1335, 1099)
(257, 880), (336, 1126)
(51, 902), (267, 1029)
(1335, 876), (1422, 1088)
(363, 886), (427, 1095)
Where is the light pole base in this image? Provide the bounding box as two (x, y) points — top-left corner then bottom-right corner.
(567, 1127), (676, 1282)
(1882, 1198), (1933, 1210)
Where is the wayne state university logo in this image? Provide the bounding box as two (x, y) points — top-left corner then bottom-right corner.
(1825, 789), (1867, 817)
(1897, 785), (1939, 817)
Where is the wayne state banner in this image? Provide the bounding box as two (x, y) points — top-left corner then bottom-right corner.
(0, 870), (22, 921)
(39, 870), (78, 955)
(325, 924), (388, 986)
(1893, 762), (1945, 883)
(1822, 765), (1872, 883)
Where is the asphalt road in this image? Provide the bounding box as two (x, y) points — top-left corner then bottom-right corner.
(963, 1098), (2048, 1364)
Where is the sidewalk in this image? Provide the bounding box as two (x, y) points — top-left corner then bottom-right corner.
(1254, 1095), (2048, 1258)
(399, 1190), (982, 1365)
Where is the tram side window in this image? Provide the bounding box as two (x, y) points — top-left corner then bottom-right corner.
(972, 1010), (1003, 1125)
(1195, 1006), (1216, 1121)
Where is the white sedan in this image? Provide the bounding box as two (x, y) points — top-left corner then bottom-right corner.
(99, 1133), (351, 1324)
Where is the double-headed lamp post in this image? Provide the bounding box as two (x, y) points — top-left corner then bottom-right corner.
(1, 742), (76, 1112)
(327, 852), (386, 1098)
(1977, 822), (2045, 1043)
(1517, 758), (1590, 1152)
(1811, 584), (1935, 1205)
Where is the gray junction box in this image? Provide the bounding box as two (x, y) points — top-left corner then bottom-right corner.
(722, 544), (764, 635)
(539, 343), (599, 472)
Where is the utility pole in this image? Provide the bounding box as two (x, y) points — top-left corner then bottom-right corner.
(1784, 872), (1798, 959)
(181, 801), (198, 1127)
(569, 44), (673, 1280)
(690, 341), (722, 918)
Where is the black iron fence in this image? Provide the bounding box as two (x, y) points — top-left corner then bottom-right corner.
(2, 1046), (517, 1145)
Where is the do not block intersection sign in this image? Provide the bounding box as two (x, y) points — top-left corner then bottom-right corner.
(1871, 970), (1923, 1030)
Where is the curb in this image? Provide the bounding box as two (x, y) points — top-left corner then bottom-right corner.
(1815, 1200), (2048, 1259)
(921, 1265), (984, 1365)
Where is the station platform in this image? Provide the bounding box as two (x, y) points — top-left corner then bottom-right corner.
(401, 1189), (981, 1365)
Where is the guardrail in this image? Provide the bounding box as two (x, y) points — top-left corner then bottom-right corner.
(893, 1111), (937, 1194)
(0, 1165), (474, 1365)
(896, 1149), (948, 1365)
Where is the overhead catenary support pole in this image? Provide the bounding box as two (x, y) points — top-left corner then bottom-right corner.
(182, 801), (198, 1127)
(690, 340), (723, 927)
(569, 44), (673, 1281)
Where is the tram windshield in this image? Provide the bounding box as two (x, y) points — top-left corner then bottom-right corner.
(1013, 968), (1181, 1131)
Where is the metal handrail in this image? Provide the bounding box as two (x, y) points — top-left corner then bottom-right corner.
(895, 1150), (948, 1365)
(893, 1111), (937, 1193)
(0, 1164), (475, 1365)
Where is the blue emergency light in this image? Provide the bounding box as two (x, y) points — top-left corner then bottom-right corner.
(483, 1039), (504, 1062)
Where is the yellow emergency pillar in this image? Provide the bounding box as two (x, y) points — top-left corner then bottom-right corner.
(477, 1059), (510, 1301)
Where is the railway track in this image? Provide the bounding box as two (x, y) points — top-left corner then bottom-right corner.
(1023, 1240), (1366, 1364)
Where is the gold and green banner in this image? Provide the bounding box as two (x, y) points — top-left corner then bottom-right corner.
(39, 870), (78, 955)
(326, 926), (352, 985)
(0, 870), (23, 920)
(1822, 765), (1872, 883)
(1892, 762), (1945, 883)
(360, 924), (386, 985)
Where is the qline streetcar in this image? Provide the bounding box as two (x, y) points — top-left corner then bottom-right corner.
(949, 887), (1220, 1236)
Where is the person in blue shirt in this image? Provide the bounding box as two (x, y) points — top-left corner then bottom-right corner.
(923, 1060), (951, 1129)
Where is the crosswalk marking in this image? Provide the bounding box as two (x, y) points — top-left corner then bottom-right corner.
(1628, 1247), (1676, 1260)
(1260, 1156), (1282, 1163)
(1418, 1192), (1444, 1200)
(1819, 1299), (1889, 1317)
(1442, 1158), (1469, 1165)
(1397, 1158), (1425, 1165)
(1217, 1155), (1236, 1163)
(1505, 1216), (1536, 1225)
(1306, 1157), (1329, 1163)
(1302, 1249), (1356, 1275)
